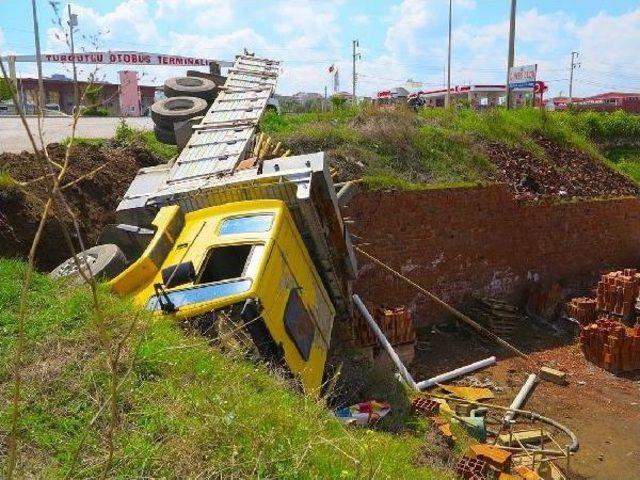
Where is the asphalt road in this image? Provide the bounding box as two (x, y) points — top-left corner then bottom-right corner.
(0, 116), (154, 153)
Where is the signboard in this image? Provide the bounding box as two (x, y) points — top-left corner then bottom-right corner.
(508, 64), (537, 90)
(11, 51), (233, 67)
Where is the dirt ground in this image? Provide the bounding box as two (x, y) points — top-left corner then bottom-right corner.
(484, 135), (638, 200)
(411, 317), (640, 480)
(0, 142), (162, 271)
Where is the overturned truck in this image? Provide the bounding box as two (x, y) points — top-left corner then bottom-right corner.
(52, 54), (357, 394)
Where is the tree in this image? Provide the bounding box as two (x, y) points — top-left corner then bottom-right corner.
(0, 77), (13, 101)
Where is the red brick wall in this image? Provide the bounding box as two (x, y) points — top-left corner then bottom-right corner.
(346, 184), (640, 325)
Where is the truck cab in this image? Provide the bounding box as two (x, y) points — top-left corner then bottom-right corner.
(110, 199), (335, 394)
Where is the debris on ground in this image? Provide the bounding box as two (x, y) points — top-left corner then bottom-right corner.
(539, 366), (567, 386)
(334, 400), (391, 426)
(439, 384), (495, 402)
(0, 143), (163, 270)
(469, 443), (513, 471)
(468, 296), (524, 339)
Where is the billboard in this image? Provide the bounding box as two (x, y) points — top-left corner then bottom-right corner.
(11, 51), (233, 67)
(508, 64), (537, 90)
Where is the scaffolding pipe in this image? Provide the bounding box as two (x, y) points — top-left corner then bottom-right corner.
(504, 373), (538, 423)
(352, 294), (418, 389)
(415, 356), (496, 390)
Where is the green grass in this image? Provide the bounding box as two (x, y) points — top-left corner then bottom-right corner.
(604, 146), (640, 183)
(114, 120), (177, 161)
(0, 259), (454, 479)
(61, 137), (107, 148)
(61, 120), (177, 162)
(261, 107), (640, 190)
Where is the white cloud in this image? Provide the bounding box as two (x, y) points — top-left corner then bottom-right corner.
(384, 0), (434, 56)
(351, 14), (370, 25)
(155, 0), (235, 30)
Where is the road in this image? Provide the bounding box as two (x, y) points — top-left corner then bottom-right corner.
(0, 116), (154, 153)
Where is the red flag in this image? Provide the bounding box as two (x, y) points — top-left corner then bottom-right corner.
(328, 64), (334, 73)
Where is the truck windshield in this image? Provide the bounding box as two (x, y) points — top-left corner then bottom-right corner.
(146, 278), (251, 311)
(219, 214), (274, 235)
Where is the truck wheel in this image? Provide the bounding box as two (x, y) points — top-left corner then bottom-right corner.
(151, 96), (208, 130)
(50, 244), (126, 284)
(153, 123), (177, 145)
(164, 76), (217, 103)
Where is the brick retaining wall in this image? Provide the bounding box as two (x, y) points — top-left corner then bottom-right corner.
(346, 184), (640, 325)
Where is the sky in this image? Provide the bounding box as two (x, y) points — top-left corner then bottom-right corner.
(1, 0), (639, 97)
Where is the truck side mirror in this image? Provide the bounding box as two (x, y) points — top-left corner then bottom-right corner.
(162, 261), (196, 288)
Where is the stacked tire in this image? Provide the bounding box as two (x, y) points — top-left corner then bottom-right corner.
(151, 76), (218, 145)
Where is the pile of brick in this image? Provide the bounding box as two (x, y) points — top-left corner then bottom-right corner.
(351, 305), (415, 347)
(566, 297), (598, 325)
(595, 269), (640, 320)
(579, 318), (640, 372)
(455, 456), (488, 479)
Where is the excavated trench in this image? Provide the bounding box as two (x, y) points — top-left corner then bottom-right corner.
(0, 142), (163, 271)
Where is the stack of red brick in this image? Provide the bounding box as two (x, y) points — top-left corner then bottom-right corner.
(579, 318), (640, 372)
(566, 297), (598, 325)
(596, 269), (640, 320)
(351, 305), (415, 347)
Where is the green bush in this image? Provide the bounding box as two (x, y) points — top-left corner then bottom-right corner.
(80, 106), (109, 117)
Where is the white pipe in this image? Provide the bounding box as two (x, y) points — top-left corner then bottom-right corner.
(504, 373), (538, 423)
(352, 294), (418, 390)
(415, 356), (497, 391)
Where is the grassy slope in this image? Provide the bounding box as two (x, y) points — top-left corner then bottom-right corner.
(260, 107), (640, 190)
(0, 259), (453, 479)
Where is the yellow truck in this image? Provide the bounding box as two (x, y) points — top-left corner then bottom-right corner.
(50, 54), (357, 394)
(109, 199), (336, 392)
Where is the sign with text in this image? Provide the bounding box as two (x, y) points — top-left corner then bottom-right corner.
(508, 64), (537, 90)
(11, 51), (233, 67)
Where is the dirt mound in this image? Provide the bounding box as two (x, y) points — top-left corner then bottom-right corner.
(486, 135), (638, 200)
(0, 143), (163, 271)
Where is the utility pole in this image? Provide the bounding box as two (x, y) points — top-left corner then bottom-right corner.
(352, 39), (360, 104)
(445, 0), (452, 108)
(568, 51), (580, 104)
(505, 0), (517, 109)
(31, 0), (45, 112)
(68, 4), (79, 110)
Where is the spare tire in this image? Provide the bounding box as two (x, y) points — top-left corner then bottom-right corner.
(151, 96), (208, 130)
(50, 244), (127, 284)
(153, 123), (176, 145)
(164, 76), (217, 102)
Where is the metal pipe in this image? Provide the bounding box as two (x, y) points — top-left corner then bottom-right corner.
(415, 356), (496, 390)
(337, 181), (360, 207)
(352, 294), (418, 389)
(504, 373), (537, 423)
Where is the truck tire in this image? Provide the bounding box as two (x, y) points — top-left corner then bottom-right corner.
(50, 244), (127, 284)
(164, 76), (217, 103)
(151, 96), (208, 130)
(153, 123), (176, 145)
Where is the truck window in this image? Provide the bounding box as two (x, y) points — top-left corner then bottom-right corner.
(283, 290), (315, 361)
(219, 214), (274, 235)
(198, 244), (264, 284)
(146, 279), (251, 311)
